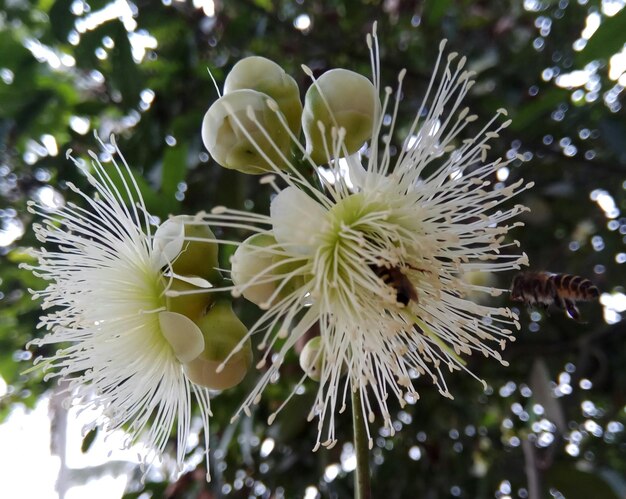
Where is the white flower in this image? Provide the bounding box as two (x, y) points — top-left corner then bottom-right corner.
(202, 25), (533, 451)
(23, 138), (214, 479)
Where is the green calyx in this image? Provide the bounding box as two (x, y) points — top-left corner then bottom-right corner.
(166, 277), (214, 322)
(171, 220), (221, 284)
(183, 300), (252, 390)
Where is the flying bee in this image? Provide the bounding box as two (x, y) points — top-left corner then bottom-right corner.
(510, 271), (599, 321)
(370, 264), (419, 306)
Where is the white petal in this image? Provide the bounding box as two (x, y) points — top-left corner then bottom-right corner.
(165, 272), (213, 289)
(153, 216), (185, 267)
(344, 152), (366, 189)
(270, 186), (327, 255)
(158, 311), (205, 363)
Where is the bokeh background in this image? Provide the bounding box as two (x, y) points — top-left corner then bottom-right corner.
(1, 0), (626, 498)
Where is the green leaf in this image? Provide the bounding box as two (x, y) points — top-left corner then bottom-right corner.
(161, 143), (188, 202)
(423, 0), (452, 24)
(576, 9), (626, 65)
(252, 0), (274, 12)
(49, 0), (75, 43)
(509, 87), (567, 132)
(546, 463), (621, 499)
(81, 428), (98, 453)
(109, 22), (143, 109)
(599, 118), (626, 158)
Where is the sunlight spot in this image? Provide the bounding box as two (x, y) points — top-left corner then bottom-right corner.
(583, 12), (602, 40)
(260, 438), (275, 458)
(304, 486), (320, 499)
(294, 14), (312, 32)
(590, 189), (620, 218)
(340, 443), (357, 472)
(496, 167), (510, 181)
(317, 157), (355, 189)
(602, 0), (626, 16)
(41, 134), (59, 157)
(609, 47), (626, 81)
(1, 68), (15, 84)
(70, 116), (91, 135)
(36, 186), (65, 211)
(555, 70), (592, 88)
(192, 0), (215, 16)
(0, 219), (24, 247)
(76, 0), (137, 32)
(600, 291), (626, 324)
(323, 463), (341, 482)
(408, 446), (422, 461)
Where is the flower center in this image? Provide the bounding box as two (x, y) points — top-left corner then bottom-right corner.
(312, 193), (422, 312)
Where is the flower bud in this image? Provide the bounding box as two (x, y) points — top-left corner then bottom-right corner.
(202, 89), (291, 174)
(154, 215), (220, 283)
(224, 56), (303, 137)
(231, 233), (277, 306)
(302, 69), (379, 164)
(231, 232), (306, 307)
(183, 301), (252, 390)
(299, 336), (323, 381)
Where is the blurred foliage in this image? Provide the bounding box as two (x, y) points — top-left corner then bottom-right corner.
(1, 0), (626, 498)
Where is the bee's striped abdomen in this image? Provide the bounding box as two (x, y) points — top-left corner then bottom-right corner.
(549, 273), (599, 301)
(510, 271), (599, 321)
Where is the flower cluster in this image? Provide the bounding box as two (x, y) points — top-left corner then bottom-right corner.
(200, 26), (532, 447)
(23, 138), (252, 479)
(25, 24), (531, 475)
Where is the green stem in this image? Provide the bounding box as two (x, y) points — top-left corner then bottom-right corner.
(351, 389), (371, 499)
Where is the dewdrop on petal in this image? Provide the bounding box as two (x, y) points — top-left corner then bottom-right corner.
(202, 89), (291, 174)
(302, 68), (380, 164)
(183, 300), (253, 390)
(224, 56), (303, 137)
(299, 336), (324, 381)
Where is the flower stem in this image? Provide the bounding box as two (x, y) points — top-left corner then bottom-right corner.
(351, 388), (371, 499)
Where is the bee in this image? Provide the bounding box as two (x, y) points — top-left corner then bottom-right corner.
(370, 264), (418, 306)
(510, 271), (599, 320)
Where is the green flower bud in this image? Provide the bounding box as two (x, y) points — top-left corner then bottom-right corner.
(231, 232), (306, 308)
(154, 215), (220, 283)
(183, 301), (252, 390)
(231, 233), (277, 306)
(299, 336), (323, 381)
(302, 68), (380, 164)
(175, 222), (220, 283)
(224, 56), (303, 137)
(166, 277), (214, 322)
(202, 89), (291, 174)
